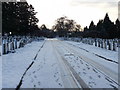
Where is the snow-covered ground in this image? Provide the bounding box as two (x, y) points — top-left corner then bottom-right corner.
(54, 40), (118, 88)
(2, 41), (45, 88)
(62, 41), (118, 81)
(0, 45), (1, 56)
(65, 41), (118, 63)
(21, 40), (64, 88)
(2, 38), (119, 88)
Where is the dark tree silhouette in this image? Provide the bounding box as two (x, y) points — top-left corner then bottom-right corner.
(83, 13), (118, 39)
(96, 20), (107, 38)
(40, 24), (47, 30)
(115, 19), (120, 38)
(103, 13), (116, 38)
(84, 26), (88, 32)
(89, 21), (96, 31)
(2, 2), (17, 34)
(2, 2), (39, 36)
(53, 16), (81, 37)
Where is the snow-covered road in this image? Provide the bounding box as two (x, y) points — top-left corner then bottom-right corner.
(59, 40), (118, 83)
(21, 39), (82, 88)
(2, 38), (119, 89)
(53, 39), (118, 88)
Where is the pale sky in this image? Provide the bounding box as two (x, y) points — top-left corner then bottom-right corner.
(27, 0), (119, 29)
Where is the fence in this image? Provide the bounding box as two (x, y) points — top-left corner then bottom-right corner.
(64, 37), (119, 52)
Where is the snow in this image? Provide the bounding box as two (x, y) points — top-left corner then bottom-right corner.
(63, 41), (118, 77)
(0, 45), (1, 56)
(65, 55), (118, 88)
(21, 40), (64, 88)
(55, 40), (118, 88)
(2, 38), (119, 88)
(65, 41), (118, 63)
(2, 41), (45, 88)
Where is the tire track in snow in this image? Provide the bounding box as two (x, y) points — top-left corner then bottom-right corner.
(63, 56), (90, 89)
(16, 41), (46, 90)
(60, 41), (119, 86)
(52, 41), (90, 89)
(95, 54), (118, 64)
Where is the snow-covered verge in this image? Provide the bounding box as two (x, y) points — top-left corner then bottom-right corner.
(2, 41), (44, 88)
(56, 41), (118, 88)
(65, 41), (118, 63)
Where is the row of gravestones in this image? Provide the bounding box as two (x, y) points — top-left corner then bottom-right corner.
(65, 37), (119, 51)
(2, 36), (33, 55)
(82, 38), (118, 51)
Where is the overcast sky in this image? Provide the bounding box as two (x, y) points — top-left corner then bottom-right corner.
(27, 0), (119, 29)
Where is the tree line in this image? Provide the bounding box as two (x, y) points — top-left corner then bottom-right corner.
(2, 2), (55, 37)
(83, 13), (120, 39)
(2, 2), (39, 36)
(2, 2), (120, 39)
(52, 14), (120, 39)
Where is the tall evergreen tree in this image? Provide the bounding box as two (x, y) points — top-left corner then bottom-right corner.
(103, 13), (116, 38)
(89, 21), (96, 31)
(96, 20), (107, 38)
(2, 2), (39, 35)
(115, 19), (120, 38)
(83, 13), (118, 38)
(96, 20), (103, 31)
(2, 2), (17, 34)
(84, 26), (88, 32)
